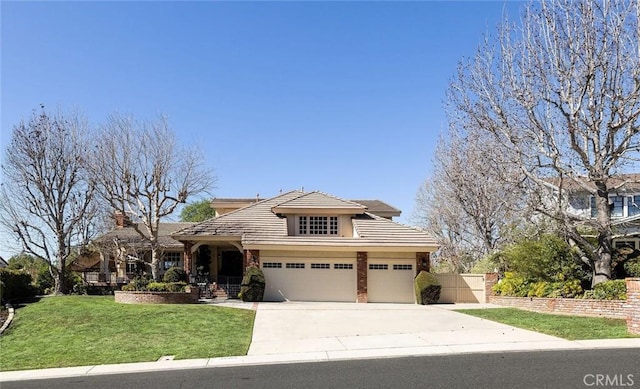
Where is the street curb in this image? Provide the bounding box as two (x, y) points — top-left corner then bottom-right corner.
(1, 339), (639, 382)
(0, 305), (15, 335)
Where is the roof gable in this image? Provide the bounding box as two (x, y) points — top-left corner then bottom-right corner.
(271, 191), (367, 215)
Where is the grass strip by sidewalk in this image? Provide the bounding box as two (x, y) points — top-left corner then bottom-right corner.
(0, 295), (255, 371)
(457, 308), (637, 340)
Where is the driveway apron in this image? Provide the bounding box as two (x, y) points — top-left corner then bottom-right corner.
(247, 302), (569, 356)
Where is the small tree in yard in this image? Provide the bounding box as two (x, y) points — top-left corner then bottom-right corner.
(0, 108), (98, 294)
(90, 114), (215, 281)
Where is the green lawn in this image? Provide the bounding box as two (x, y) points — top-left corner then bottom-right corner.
(457, 308), (637, 340)
(0, 296), (255, 371)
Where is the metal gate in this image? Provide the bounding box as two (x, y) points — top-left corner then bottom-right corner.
(434, 273), (486, 303)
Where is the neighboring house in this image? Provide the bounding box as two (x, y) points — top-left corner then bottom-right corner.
(173, 190), (437, 303)
(556, 174), (640, 250)
(72, 215), (193, 285)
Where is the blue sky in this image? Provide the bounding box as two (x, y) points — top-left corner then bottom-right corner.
(0, 1), (523, 259)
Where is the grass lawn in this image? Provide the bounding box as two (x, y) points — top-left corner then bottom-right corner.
(0, 295), (255, 371)
(457, 308), (637, 340)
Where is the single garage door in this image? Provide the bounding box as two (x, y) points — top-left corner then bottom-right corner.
(367, 255), (415, 303)
(261, 252), (356, 302)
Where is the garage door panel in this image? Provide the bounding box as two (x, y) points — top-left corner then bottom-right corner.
(262, 258), (356, 302)
(367, 260), (415, 303)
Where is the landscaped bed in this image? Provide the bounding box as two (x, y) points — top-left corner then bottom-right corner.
(0, 295), (255, 371)
(457, 307), (638, 340)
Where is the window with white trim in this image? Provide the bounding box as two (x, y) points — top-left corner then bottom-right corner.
(393, 264), (413, 270)
(286, 263), (305, 269)
(311, 263), (330, 269)
(629, 195), (640, 216)
(163, 252), (182, 270)
(369, 264), (388, 270)
(334, 264), (353, 270)
(263, 262), (282, 268)
(591, 195), (635, 218)
(298, 216), (338, 235)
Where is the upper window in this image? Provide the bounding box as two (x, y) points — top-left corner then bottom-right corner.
(590, 195), (625, 218)
(629, 195), (640, 217)
(298, 216), (338, 235)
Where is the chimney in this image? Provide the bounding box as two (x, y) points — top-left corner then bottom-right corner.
(114, 211), (130, 228)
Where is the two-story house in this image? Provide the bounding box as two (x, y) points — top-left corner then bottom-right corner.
(172, 190), (437, 303)
(561, 174), (640, 251)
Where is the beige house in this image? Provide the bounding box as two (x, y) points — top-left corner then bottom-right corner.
(173, 190), (438, 303)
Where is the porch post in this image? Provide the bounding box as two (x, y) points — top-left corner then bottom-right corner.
(357, 251), (368, 303)
(243, 249), (260, 275)
(98, 251), (108, 282)
(183, 242), (194, 280)
(416, 252), (430, 274)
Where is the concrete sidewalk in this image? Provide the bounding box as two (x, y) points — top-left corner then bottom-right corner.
(2, 301), (639, 382)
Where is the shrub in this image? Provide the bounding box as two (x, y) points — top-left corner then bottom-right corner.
(121, 283), (137, 292)
(163, 267), (188, 283)
(582, 280), (627, 300)
(0, 268), (37, 303)
(129, 276), (151, 291)
(239, 266), (265, 302)
(624, 259), (640, 277)
(414, 271), (441, 304)
(166, 282), (187, 292)
(493, 272), (529, 297)
(147, 282), (169, 292)
(499, 234), (590, 284)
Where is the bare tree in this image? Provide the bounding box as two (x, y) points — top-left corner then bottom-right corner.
(90, 114), (215, 281)
(448, 0), (640, 285)
(413, 128), (526, 272)
(0, 108), (97, 294)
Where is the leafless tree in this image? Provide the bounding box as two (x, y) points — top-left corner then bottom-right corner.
(0, 108), (98, 294)
(413, 128), (526, 272)
(448, 0), (640, 285)
(90, 114), (215, 281)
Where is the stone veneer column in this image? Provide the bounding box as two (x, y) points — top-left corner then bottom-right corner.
(357, 252), (368, 303)
(626, 278), (640, 335)
(416, 252), (430, 274)
(243, 249), (260, 275)
(183, 242), (194, 279)
(485, 273), (499, 301)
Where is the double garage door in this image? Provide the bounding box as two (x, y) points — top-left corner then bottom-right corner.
(260, 251), (415, 303)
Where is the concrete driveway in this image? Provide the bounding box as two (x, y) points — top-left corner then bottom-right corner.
(247, 302), (569, 357)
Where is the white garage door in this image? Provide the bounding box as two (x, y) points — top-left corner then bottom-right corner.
(261, 251), (356, 302)
(367, 255), (415, 303)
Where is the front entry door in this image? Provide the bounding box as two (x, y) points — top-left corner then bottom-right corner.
(218, 250), (244, 298)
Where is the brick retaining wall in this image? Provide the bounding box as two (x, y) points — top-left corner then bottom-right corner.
(627, 278), (640, 334)
(114, 290), (200, 304)
(487, 295), (627, 319)
(485, 275), (640, 335)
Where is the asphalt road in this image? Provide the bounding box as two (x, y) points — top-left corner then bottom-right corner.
(4, 349), (639, 389)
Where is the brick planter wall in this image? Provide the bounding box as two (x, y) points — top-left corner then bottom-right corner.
(487, 295), (627, 319)
(114, 289), (200, 304)
(627, 278), (640, 334)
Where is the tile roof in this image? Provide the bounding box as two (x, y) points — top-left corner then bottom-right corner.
(272, 191), (367, 212)
(545, 174), (640, 192)
(174, 190), (437, 249)
(351, 199), (401, 216)
(95, 222), (192, 248)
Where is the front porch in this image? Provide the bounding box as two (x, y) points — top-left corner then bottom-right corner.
(182, 241), (259, 299)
